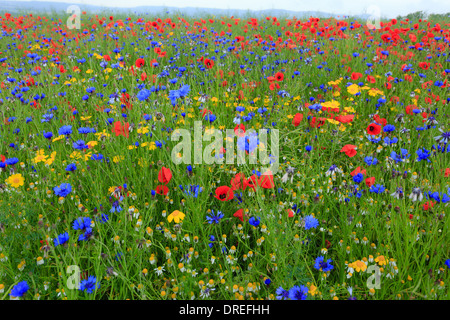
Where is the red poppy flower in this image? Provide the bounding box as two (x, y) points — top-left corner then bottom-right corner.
(201, 109), (212, 117)
(423, 201), (435, 211)
(287, 209), (295, 218)
(351, 72), (362, 80)
(366, 123), (381, 135)
(135, 58), (145, 68)
(366, 75), (376, 83)
(418, 62), (430, 70)
(246, 175), (259, 191)
(269, 82), (280, 91)
(340, 144), (357, 157)
(373, 115), (387, 126)
(234, 124), (246, 137)
(445, 168), (450, 177)
(233, 209), (244, 222)
(258, 172), (274, 189)
(274, 72), (284, 82)
(204, 58), (214, 69)
(155, 185), (169, 195)
(113, 121), (129, 138)
(365, 177), (375, 187)
(292, 113), (303, 127)
(335, 114), (354, 123)
(350, 166), (366, 177)
(0, 154), (6, 166)
(313, 117), (327, 128)
(231, 173), (247, 191)
(214, 186), (234, 201)
(158, 167), (172, 185)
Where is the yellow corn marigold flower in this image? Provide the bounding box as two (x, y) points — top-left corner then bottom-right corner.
(6, 174), (24, 188)
(167, 210), (185, 223)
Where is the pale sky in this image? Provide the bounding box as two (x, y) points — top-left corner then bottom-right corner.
(23, 0), (450, 18)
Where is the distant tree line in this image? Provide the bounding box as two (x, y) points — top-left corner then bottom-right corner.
(396, 10), (450, 22)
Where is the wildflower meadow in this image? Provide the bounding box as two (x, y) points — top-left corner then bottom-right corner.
(0, 7), (449, 302)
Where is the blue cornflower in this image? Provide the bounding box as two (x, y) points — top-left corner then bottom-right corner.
(364, 156), (378, 166)
(275, 286), (290, 300)
(383, 137), (398, 145)
(110, 200), (123, 213)
(370, 184), (385, 194)
(54, 183), (72, 197)
(353, 173), (364, 184)
(41, 113), (54, 122)
(206, 210), (224, 224)
(308, 103), (322, 111)
(383, 124), (396, 132)
(178, 84), (190, 97)
(390, 151), (402, 163)
(137, 89), (151, 101)
(305, 145), (312, 152)
(304, 215), (319, 230)
(5, 157), (19, 166)
(205, 114), (216, 122)
(442, 193), (450, 204)
(237, 133), (259, 153)
(367, 135), (382, 143)
(78, 127), (92, 135)
(73, 140), (88, 150)
(288, 285), (308, 300)
(434, 128), (450, 144)
(73, 217), (92, 231)
(66, 163), (77, 172)
(54, 232), (69, 246)
(314, 256), (334, 272)
(168, 89), (181, 106)
(257, 107), (267, 114)
(182, 184), (202, 197)
(98, 213), (109, 223)
(10, 281), (29, 298)
(78, 229), (93, 241)
(249, 216), (261, 227)
(58, 125), (72, 136)
(79, 276), (100, 294)
(445, 259), (450, 269)
(416, 148), (431, 162)
(43, 131), (53, 139)
(277, 90), (290, 97)
(91, 154), (104, 161)
(426, 191), (440, 202)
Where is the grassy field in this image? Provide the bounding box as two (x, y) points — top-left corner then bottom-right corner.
(0, 10), (449, 300)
